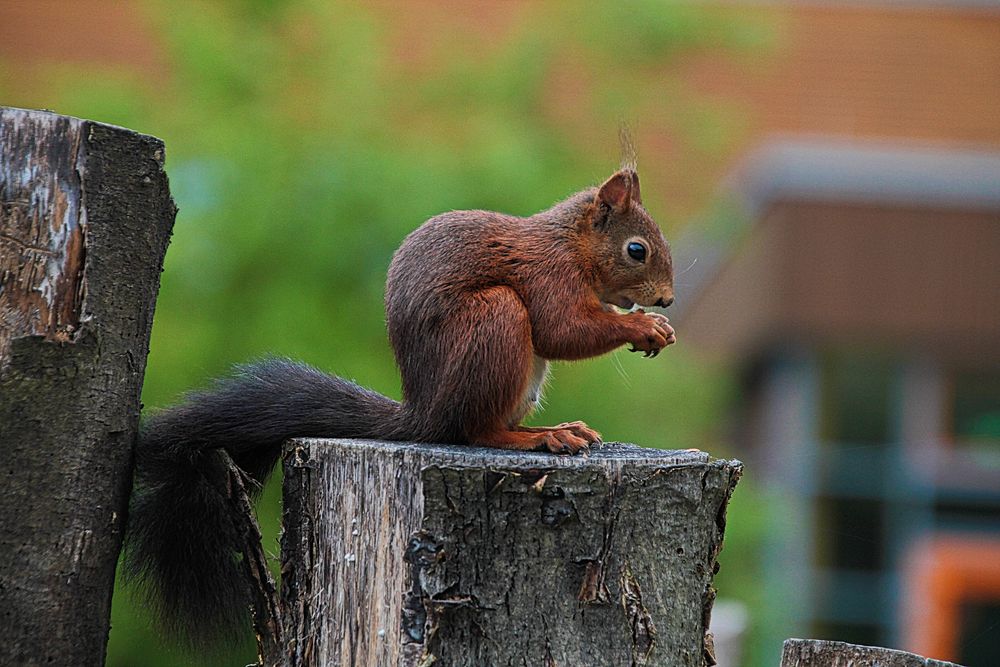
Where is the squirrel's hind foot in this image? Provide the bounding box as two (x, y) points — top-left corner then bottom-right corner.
(517, 421), (601, 446)
(474, 425), (597, 455)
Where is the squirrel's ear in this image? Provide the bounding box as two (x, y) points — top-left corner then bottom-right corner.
(597, 169), (641, 212)
(628, 170), (642, 205)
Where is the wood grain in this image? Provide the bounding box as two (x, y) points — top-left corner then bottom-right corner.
(281, 439), (742, 667)
(780, 638), (963, 667)
(0, 110), (85, 352)
(0, 107), (175, 666)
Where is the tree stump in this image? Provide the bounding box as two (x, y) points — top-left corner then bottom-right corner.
(280, 439), (742, 667)
(780, 639), (963, 667)
(0, 107), (175, 666)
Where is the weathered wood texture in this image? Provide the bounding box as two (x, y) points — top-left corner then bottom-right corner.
(780, 639), (963, 667)
(0, 107), (175, 666)
(223, 452), (284, 666)
(281, 439), (742, 667)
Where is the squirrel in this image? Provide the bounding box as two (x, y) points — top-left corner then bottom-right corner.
(123, 167), (676, 647)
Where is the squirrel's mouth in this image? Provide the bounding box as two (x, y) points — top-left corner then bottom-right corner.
(601, 294), (636, 311)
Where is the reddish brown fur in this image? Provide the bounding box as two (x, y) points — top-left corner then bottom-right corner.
(384, 170), (675, 454)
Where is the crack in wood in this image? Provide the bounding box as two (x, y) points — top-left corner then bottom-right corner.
(578, 473), (622, 605)
(620, 560), (656, 666)
(223, 453), (283, 666)
(543, 642), (557, 667)
(701, 584), (718, 667)
(402, 530), (444, 644)
(0, 230), (58, 254)
(703, 631), (717, 667)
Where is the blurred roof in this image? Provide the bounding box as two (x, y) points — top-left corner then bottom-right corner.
(674, 139), (1000, 359)
(731, 140), (1000, 215)
(0, 1), (167, 85)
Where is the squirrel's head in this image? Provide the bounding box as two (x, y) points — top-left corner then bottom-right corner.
(585, 169), (674, 311)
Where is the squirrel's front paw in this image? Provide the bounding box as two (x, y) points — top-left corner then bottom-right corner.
(626, 311), (676, 357)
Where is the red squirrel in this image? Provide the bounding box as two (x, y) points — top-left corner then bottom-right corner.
(124, 167), (675, 646)
(386, 167), (674, 453)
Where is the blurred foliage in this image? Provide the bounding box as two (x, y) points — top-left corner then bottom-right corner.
(1, 1), (776, 665)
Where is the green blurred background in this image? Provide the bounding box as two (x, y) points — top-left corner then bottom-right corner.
(18, 0), (1000, 665)
(0, 1), (771, 664)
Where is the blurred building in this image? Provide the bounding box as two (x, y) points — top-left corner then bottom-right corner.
(676, 5), (1000, 665)
(678, 141), (1000, 663)
(0, 1), (167, 92)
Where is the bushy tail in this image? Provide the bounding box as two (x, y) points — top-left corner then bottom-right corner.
(123, 358), (401, 647)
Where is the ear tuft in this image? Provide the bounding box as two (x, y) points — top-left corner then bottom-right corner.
(597, 170), (641, 212)
(619, 123), (638, 173)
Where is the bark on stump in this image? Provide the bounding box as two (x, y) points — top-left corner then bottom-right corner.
(780, 639), (963, 667)
(280, 439), (742, 667)
(0, 107), (175, 665)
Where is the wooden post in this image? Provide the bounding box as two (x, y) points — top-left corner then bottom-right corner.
(0, 107), (175, 665)
(280, 439), (742, 667)
(780, 639), (963, 667)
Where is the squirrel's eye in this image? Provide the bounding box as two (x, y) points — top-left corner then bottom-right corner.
(627, 242), (647, 262)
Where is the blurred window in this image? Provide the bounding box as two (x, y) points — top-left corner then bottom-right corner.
(933, 498), (1000, 532)
(816, 496), (884, 572)
(820, 352), (894, 446)
(948, 369), (1000, 469)
(958, 601), (1000, 666)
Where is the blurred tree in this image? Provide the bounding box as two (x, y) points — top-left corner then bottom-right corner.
(2, 1), (773, 664)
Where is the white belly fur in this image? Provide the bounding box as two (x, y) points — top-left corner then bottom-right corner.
(511, 354), (549, 426)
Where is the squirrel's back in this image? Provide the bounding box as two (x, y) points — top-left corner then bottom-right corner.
(386, 189), (598, 321)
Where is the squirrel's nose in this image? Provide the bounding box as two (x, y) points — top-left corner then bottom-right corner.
(655, 297), (674, 308)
